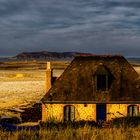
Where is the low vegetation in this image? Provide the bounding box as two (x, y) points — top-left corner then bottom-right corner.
(0, 62), (140, 139)
(0, 125), (140, 140)
(0, 69), (45, 117)
(0, 117), (140, 140)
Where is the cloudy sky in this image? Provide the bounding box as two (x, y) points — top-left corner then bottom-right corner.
(0, 0), (140, 56)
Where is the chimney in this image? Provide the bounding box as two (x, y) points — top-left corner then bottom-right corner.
(46, 62), (52, 92)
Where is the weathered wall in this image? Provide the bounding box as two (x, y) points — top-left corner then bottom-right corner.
(45, 62), (51, 92)
(107, 104), (140, 120)
(45, 61), (66, 93)
(44, 57), (140, 102)
(75, 104), (96, 121)
(42, 103), (140, 122)
(42, 104), (47, 122)
(107, 104), (128, 120)
(42, 104), (96, 122)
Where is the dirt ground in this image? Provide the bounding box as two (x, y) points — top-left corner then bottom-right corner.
(0, 69), (45, 116)
(0, 60), (69, 117)
(0, 62), (140, 116)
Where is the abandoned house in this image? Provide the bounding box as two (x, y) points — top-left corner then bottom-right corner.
(41, 55), (140, 122)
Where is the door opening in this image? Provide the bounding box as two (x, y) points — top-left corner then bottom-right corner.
(96, 104), (106, 122)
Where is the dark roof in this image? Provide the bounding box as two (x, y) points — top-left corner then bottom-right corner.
(42, 55), (140, 103)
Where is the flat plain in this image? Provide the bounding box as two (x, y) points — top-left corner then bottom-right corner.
(0, 61), (46, 116)
(0, 61), (140, 139)
(0, 61), (140, 116)
(0, 70), (45, 109)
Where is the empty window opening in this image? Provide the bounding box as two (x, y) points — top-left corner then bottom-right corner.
(96, 75), (113, 91)
(51, 77), (57, 85)
(95, 65), (114, 91)
(128, 105), (139, 117)
(97, 75), (107, 90)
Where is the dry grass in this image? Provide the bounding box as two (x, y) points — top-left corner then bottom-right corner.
(0, 70), (45, 81)
(0, 60), (69, 116)
(0, 126), (140, 140)
(0, 81), (45, 107)
(0, 69), (45, 116)
(0, 62), (140, 139)
(0, 62), (140, 123)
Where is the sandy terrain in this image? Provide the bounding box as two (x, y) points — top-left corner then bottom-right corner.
(0, 69), (46, 116)
(133, 66), (140, 74)
(0, 61), (69, 117)
(0, 63), (139, 116)
(0, 81), (45, 107)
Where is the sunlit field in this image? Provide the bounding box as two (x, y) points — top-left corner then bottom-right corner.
(0, 61), (69, 116)
(134, 66), (140, 74)
(0, 126), (140, 140)
(0, 64), (139, 115)
(0, 62), (140, 139)
(0, 69), (45, 116)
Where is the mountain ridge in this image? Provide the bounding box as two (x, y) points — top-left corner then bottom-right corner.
(14, 51), (92, 59)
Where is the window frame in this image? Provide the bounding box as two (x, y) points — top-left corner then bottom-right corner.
(95, 74), (109, 91)
(64, 105), (75, 122)
(127, 105), (139, 117)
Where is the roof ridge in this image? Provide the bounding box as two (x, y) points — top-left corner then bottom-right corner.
(75, 54), (124, 58)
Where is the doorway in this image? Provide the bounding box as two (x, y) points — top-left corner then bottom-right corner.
(96, 104), (106, 122)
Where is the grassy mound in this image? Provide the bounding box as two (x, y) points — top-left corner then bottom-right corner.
(111, 116), (140, 127)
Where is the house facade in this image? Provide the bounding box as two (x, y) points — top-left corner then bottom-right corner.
(41, 55), (140, 122)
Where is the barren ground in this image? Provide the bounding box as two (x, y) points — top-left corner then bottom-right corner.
(0, 69), (45, 116)
(0, 62), (140, 116)
(133, 66), (140, 74)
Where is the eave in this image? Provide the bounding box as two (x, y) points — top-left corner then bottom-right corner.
(41, 101), (140, 104)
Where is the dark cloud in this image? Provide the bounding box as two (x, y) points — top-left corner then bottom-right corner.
(0, 0), (140, 56)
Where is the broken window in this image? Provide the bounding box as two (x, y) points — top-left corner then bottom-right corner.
(51, 77), (57, 85)
(97, 75), (108, 90)
(95, 65), (113, 91)
(128, 105), (139, 116)
(64, 105), (75, 122)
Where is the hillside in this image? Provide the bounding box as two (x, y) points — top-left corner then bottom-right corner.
(14, 51), (91, 60)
